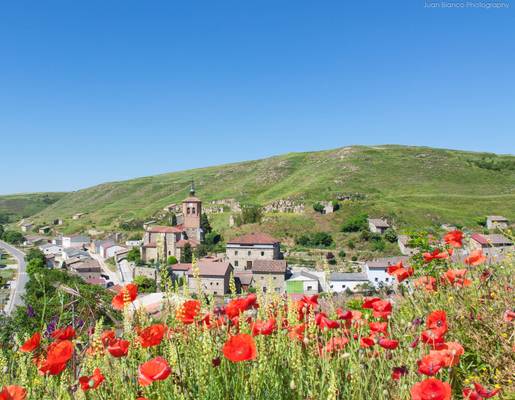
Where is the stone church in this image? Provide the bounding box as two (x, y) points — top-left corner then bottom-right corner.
(141, 183), (203, 263)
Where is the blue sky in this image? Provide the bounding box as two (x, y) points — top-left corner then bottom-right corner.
(1, 1), (514, 194)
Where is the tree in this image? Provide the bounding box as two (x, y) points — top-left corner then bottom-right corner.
(341, 213), (368, 233)
(181, 243), (192, 263)
(167, 256), (178, 265)
(25, 248), (45, 264)
(0, 224), (4, 239)
(133, 275), (156, 293)
(384, 228), (398, 243)
(338, 250), (346, 259)
(241, 205), (263, 224)
(0, 214), (8, 224)
(313, 203), (324, 213)
(200, 213), (212, 234)
(126, 248), (141, 264)
(2, 231), (24, 245)
(170, 213), (178, 226)
(204, 231), (221, 246)
(372, 239), (386, 252)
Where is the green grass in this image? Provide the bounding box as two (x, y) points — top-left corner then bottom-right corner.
(15, 145), (515, 239)
(0, 192), (66, 222)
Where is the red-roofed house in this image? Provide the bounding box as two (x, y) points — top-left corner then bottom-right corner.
(186, 260), (233, 296)
(226, 232), (282, 272)
(470, 233), (513, 255)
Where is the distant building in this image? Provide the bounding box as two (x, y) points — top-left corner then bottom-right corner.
(234, 271), (253, 292)
(486, 216), (509, 230)
(226, 233), (281, 272)
(72, 213), (86, 220)
(125, 240), (142, 248)
(368, 218), (390, 234)
(187, 260), (233, 296)
(62, 247), (90, 261)
(251, 259), (287, 294)
(470, 233), (513, 255)
(39, 243), (63, 256)
(285, 271), (321, 296)
(53, 219), (63, 226)
(68, 259), (102, 281)
(23, 235), (48, 247)
(62, 235), (90, 249)
(20, 222), (33, 233)
(327, 272), (369, 293)
(169, 263), (191, 281)
(364, 256), (409, 288)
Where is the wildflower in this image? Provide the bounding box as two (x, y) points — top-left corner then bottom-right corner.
(423, 249), (449, 263)
(225, 294), (258, 319)
(0, 385), (27, 400)
(414, 276), (437, 292)
(462, 383), (500, 399)
(410, 378), (451, 400)
(212, 357), (221, 367)
(138, 324), (166, 348)
(138, 357), (172, 386)
(426, 310), (448, 335)
(336, 308), (353, 320)
(107, 338), (130, 357)
(430, 342), (464, 367)
(371, 300), (392, 319)
(79, 368), (105, 391)
(51, 326), (76, 341)
(503, 309), (515, 322)
(26, 305), (36, 318)
(322, 337), (349, 354)
(444, 230), (463, 247)
(111, 283), (138, 310)
(465, 250), (486, 266)
(360, 336), (375, 348)
(222, 334), (257, 362)
(19, 332), (41, 353)
(101, 330), (116, 346)
(176, 300), (201, 324)
(38, 340), (74, 375)
(287, 324), (305, 341)
(391, 366), (408, 380)
(315, 313), (340, 330)
(369, 321), (388, 333)
(387, 261), (414, 283)
(441, 269), (472, 288)
(296, 294), (319, 320)
(362, 297), (381, 309)
(378, 338), (399, 350)
(251, 319), (277, 336)
(417, 353), (444, 376)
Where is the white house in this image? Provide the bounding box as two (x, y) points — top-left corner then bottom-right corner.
(105, 245), (126, 259)
(364, 256), (409, 288)
(62, 235), (90, 249)
(125, 240), (143, 248)
(486, 216), (509, 230)
(20, 222), (33, 233)
(368, 218), (390, 234)
(39, 243), (63, 256)
(327, 272), (369, 293)
(285, 271), (321, 295)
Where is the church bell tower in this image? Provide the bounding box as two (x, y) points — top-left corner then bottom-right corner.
(182, 181), (201, 231)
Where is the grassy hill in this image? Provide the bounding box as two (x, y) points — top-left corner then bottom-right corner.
(0, 192), (66, 223)
(27, 145), (515, 240)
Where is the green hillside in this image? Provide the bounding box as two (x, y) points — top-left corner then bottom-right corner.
(29, 145), (515, 239)
(0, 192), (66, 222)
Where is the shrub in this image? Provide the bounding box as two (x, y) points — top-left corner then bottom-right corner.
(167, 256), (178, 265)
(341, 213), (368, 232)
(1, 230), (24, 244)
(351, 255), (358, 261)
(384, 228), (398, 243)
(295, 232), (333, 248)
(347, 240), (355, 249)
(325, 252), (335, 260)
(372, 239), (385, 251)
(338, 250), (346, 258)
(241, 205), (263, 224)
(127, 248), (141, 263)
(327, 258), (337, 265)
(312, 202), (324, 213)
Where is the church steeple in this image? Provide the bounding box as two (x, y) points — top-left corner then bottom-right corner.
(189, 180), (196, 196)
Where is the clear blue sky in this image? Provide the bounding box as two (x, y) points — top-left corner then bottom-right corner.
(1, 1), (514, 194)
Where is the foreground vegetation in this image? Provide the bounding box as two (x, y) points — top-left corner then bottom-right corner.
(0, 231), (513, 399)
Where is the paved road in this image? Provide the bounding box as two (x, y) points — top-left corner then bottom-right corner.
(0, 240), (27, 315)
(89, 252), (122, 286)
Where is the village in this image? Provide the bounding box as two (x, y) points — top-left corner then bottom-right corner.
(2, 184), (512, 315)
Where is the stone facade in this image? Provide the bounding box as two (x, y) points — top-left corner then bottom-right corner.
(263, 199), (305, 214)
(226, 233), (281, 272)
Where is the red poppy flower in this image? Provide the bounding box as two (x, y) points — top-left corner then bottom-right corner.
(465, 250), (486, 266)
(322, 337), (349, 354)
(51, 326), (76, 341)
(378, 338), (398, 350)
(463, 388), (482, 400)
(19, 332), (41, 353)
(503, 309), (515, 322)
(101, 330), (116, 346)
(387, 261), (414, 283)
(176, 300), (201, 324)
(371, 300), (392, 319)
(336, 308), (353, 320)
(251, 319), (277, 336)
(391, 366), (408, 380)
(362, 297), (381, 309)
(444, 230), (463, 248)
(430, 342), (464, 367)
(411, 378), (451, 400)
(420, 330), (446, 347)
(138, 357), (171, 386)
(225, 294), (258, 319)
(414, 276), (437, 292)
(369, 321), (388, 333)
(441, 269), (472, 288)
(138, 324), (166, 348)
(417, 353), (444, 376)
(222, 334), (257, 363)
(79, 368), (105, 391)
(111, 283), (138, 310)
(107, 338), (130, 357)
(426, 310), (448, 334)
(472, 383), (500, 398)
(360, 336), (375, 348)
(315, 313), (340, 330)
(0, 385), (27, 400)
(287, 324), (305, 341)
(423, 249), (449, 263)
(38, 340), (74, 375)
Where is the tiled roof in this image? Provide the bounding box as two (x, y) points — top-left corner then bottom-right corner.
(287, 271), (319, 281)
(171, 263), (192, 271)
(487, 215), (508, 221)
(234, 271), (253, 285)
(176, 239), (199, 248)
(142, 243), (157, 248)
(471, 233), (512, 246)
(252, 259), (287, 274)
(147, 225), (184, 234)
(227, 232), (279, 245)
(368, 218), (390, 228)
(183, 196), (201, 202)
(186, 261), (231, 277)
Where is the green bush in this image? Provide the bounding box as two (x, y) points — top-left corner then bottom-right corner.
(312, 203), (324, 213)
(1, 230), (24, 244)
(338, 250), (346, 258)
(341, 213), (368, 232)
(167, 256), (178, 265)
(295, 232), (333, 248)
(384, 228), (398, 243)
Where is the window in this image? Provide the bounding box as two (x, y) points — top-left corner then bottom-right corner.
(273, 276), (276, 280)
(187, 207), (190, 215)
(210, 282), (213, 286)
(343, 285), (346, 288)
(307, 285), (313, 291)
(330, 284), (333, 288)
(216, 282), (219, 286)
(214, 291), (218, 295)
(235, 250), (238, 255)
(192, 207), (196, 214)
(375, 278), (378, 282)
(248, 251), (251, 256)
(261, 251), (264, 256)
(234, 261), (239, 267)
(385, 278), (389, 282)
